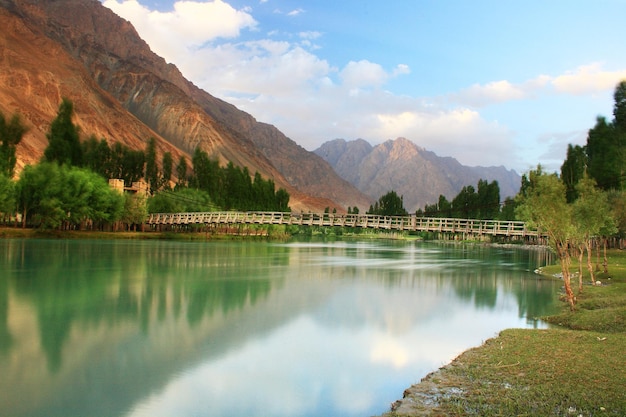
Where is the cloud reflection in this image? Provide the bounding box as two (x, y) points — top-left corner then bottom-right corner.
(126, 280), (544, 417)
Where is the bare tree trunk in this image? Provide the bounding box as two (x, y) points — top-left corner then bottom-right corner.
(576, 244), (584, 293)
(596, 237), (601, 271)
(557, 243), (576, 311)
(603, 237), (609, 274)
(584, 239), (595, 286)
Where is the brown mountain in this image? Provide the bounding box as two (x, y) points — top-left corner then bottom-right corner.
(314, 137), (521, 213)
(0, 0), (371, 212)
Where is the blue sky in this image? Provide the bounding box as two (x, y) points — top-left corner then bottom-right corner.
(101, 0), (626, 173)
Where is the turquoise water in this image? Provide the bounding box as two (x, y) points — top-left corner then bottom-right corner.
(0, 238), (558, 417)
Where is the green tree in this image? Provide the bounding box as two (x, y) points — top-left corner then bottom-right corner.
(613, 80), (626, 132)
(145, 137), (159, 193)
(516, 168), (576, 310)
(120, 148), (145, 185)
(571, 177), (611, 290)
(499, 196), (516, 221)
(275, 188), (290, 211)
(586, 116), (621, 190)
(190, 148), (220, 195)
(16, 162), (123, 229)
(0, 112), (27, 178)
(0, 174), (15, 222)
(148, 188), (212, 213)
(476, 179), (500, 219)
(44, 98), (83, 166)
(161, 152), (173, 190)
(121, 193), (148, 231)
(175, 155), (188, 188)
(560, 144), (587, 202)
(368, 190), (407, 216)
(452, 185), (478, 218)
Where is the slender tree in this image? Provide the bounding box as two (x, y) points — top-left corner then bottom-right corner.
(161, 152), (173, 190)
(0, 112), (27, 178)
(145, 137), (159, 193)
(613, 80), (626, 132)
(560, 144), (587, 202)
(516, 168), (576, 310)
(0, 174), (15, 222)
(44, 98), (83, 166)
(175, 155), (188, 188)
(571, 178), (605, 290)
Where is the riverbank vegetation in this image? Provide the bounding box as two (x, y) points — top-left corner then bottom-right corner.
(0, 98), (289, 230)
(385, 250), (626, 416)
(383, 80), (626, 416)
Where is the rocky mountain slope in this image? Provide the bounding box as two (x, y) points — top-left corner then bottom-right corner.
(0, 0), (371, 212)
(314, 138), (521, 213)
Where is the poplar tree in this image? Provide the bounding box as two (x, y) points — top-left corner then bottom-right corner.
(44, 98), (83, 166)
(0, 112), (27, 178)
(516, 168), (576, 310)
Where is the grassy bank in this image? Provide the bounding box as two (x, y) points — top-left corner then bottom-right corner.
(0, 226), (288, 240)
(385, 250), (626, 416)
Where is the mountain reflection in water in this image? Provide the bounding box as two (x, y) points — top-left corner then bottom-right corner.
(0, 239), (558, 417)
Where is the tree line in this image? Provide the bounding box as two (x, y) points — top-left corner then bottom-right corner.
(364, 81), (626, 312)
(515, 80), (626, 311)
(0, 98), (290, 230)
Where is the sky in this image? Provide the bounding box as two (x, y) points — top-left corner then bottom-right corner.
(100, 0), (626, 173)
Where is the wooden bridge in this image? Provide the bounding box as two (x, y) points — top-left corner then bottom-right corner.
(146, 211), (541, 238)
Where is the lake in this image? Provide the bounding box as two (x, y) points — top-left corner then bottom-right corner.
(0, 238), (559, 417)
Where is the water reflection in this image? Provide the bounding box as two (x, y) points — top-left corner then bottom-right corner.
(0, 239), (559, 417)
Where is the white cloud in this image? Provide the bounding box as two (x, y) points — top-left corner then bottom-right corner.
(339, 60), (389, 89)
(451, 63), (626, 108)
(101, 1), (626, 171)
(287, 8), (304, 16)
(102, 0), (256, 61)
(454, 80), (527, 107)
(550, 63), (626, 95)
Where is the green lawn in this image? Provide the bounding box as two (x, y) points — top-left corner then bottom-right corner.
(385, 249), (626, 417)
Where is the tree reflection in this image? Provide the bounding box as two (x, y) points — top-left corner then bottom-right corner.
(3, 239), (281, 372)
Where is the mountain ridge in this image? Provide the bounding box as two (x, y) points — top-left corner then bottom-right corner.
(0, 0), (372, 212)
(314, 137), (521, 213)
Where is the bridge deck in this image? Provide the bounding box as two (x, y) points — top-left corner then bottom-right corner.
(146, 211), (539, 237)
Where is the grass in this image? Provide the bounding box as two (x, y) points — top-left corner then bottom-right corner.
(0, 226), (285, 240)
(385, 249), (626, 417)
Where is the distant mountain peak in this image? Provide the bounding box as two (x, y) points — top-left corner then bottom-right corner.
(314, 137), (521, 212)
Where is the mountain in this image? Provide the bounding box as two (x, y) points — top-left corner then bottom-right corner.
(0, 0), (371, 212)
(314, 138), (521, 213)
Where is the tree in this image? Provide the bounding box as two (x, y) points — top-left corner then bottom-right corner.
(571, 177), (616, 291)
(516, 168), (576, 310)
(44, 98), (83, 166)
(275, 188), (290, 211)
(452, 185), (478, 218)
(368, 190), (407, 216)
(613, 80), (626, 132)
(161, 152), (173, 190)
(145, 137), (159, 193)
(121, 193), (148, 231)
(148, 187), (213, 213)
(586, 116), (621, 190)
(0, 112), (27, 178)
(15, 162), (123, 229)
(176, 155), (188, 188)
(0, 174), (15, 222)
(120, 148), (145, 185)
(476, 179), (500, 219)
(560, 144), (587, 202)
(499, 196), (516, 221)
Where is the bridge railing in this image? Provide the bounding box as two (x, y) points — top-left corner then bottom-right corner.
(146, 211), (538, 237)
